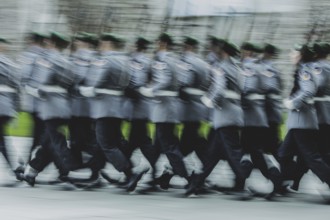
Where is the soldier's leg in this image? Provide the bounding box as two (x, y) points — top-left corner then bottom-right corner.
(265, 122), (282, 157)
(0, 116), (12, 168)
(179, 122), (199, 156)
(156, 123), (189, 179)
(293, 129), (330, 187)
(318, 124), (330, 165)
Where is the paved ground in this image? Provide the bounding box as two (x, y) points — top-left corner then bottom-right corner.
(0, 137), (330, 219)
(0, 183), (330, 220)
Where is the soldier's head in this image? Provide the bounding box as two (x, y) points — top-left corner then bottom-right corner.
(73, 32), (99, 50)
(263, 43), (280, 60)
(49, 32), (71, 51)
(25, 32), (49, 47)
(240, 42), (262, 60)
(290, 44), (315, 64)
(157, 32), (174, 51)
(135, 37), (151, 52)
(220, 41), (240, 59)
(100, 33), (125, 52)
(0, 37), (10, 52)
(183, 36), (199, 52)
(206, 35), (223, 52)
(313, 42), (330, 59)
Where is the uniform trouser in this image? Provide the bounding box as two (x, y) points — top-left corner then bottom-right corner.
(69, 117), (105, 172)
(264, 122), (281, 156)
(154, 123), (188, 178)
(241, 127), (281, 191)
(95, 117), (132, 174)
(29, 113), (46, 158)
(199, 126), (248, 189)
(179, 121), (208, 165)
(318, 124), (330, 165)
(120, 119), (158, 169)
(278, 129), (330, 187)
(0, 116), (12, 169)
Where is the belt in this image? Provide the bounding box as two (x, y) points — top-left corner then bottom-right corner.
(39, 85), (67, 94)
(182, 88), (205, 96)
(0, 85), (16, 93)
(95, 88), (124, 96)
(245, 93), (265, 100)
(154, 90), (178, 97)
(314, 96), (330, 102)
(224, 90), (240, 100)
(267, 94), (282, 100)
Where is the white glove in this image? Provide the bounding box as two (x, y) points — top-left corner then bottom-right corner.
(138, 87), (154, 98)
(200, 96), (214, 108)
(79, 87), (96, 97)
(283, 99), (294, 110)
(25, 86), (40, 98)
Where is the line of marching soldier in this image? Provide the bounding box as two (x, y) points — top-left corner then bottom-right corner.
(0, 31), (330, 202)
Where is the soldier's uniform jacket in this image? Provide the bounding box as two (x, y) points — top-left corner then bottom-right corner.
(123, 51), (151, 120)
(70, 48), (95, 117)
(83, 51), (130, 119)
(177, 51), (211, 122)
(257, 59), (283, 124)
(149, 51), (180, 123)
(311, 60), (330, 125)
(286, 63), (318, 130)
(206, 51), (220, 65)
(241, 59), (268, 127)
(0, 54), (19, 117)
(206, 58), (244, 129)
(17, 45), (44, 113)
(27, 49), (73, 120)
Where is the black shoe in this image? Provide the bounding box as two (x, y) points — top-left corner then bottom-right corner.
(24, 175), (36, 187)
(233, 189), (254, 201)
(100, 171), (121, 184)
(158, 171), (174, 190)
(126, 168), (149, 192)
(14, 167), (25, 181)
(185, 173), (203, 197)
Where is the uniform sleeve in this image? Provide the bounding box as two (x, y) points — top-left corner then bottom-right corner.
(290, 68), (316, 109)
(207, 66), (226, 104)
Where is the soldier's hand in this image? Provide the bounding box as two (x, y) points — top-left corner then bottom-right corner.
(283, 99), (294, 110)
(201, 96), (214, 108)
(79, 86), (96, 97)
(138, 87), (154, 98)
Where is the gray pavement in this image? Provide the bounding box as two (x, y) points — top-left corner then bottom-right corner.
(0, 137), (330, 219)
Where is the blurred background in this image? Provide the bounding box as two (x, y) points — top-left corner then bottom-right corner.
(1, 0), (330, 94)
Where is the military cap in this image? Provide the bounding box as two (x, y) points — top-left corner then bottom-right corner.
(50, 32), (71, 43)
(0, 37), (10, 44)
(183, 36), (199, 46)
(313, 42), (330, 56)
(31, 32), (50, 39)
(100, 33), (125, 43)
(74, 33), (90, 42)
(299, 44), (315, 62)
(158, 32), (174, 45)
(240, 42), (261, 53)
(222, 41), (240, 57)
(264, 43), (280, 55)
(135, 36), (151, 49)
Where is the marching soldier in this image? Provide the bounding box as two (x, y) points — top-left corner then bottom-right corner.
(15, 32), (49, 179)
(186, 41), (250, 197)
(0, 37), (20, 178)
(68, 32), (106, 182)
(240, 42), (282, 200)
(122, 37), (158, 185)
(138, 33), (191, 188)
(278, 44), (330, 201)
(22, 32), (80, 186)
(79, 33), (148, 192)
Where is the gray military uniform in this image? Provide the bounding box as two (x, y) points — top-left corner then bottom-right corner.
(241, 59), (268, 127)
(84, 51), (130, 119)
(17, 46), (44, 113)
(286, 63), (318, 130)
(27, 49), (72, 120)
(70, 49), (95, 117)
(178, 51), (210, 122)
(149, 51), (180, 123)
(123, 52), (151, 120)
(207, 58), (244, 129)
(0, 54), (19, 117)
(258, 59), (283, 124)
(311, 60), (330, 125)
